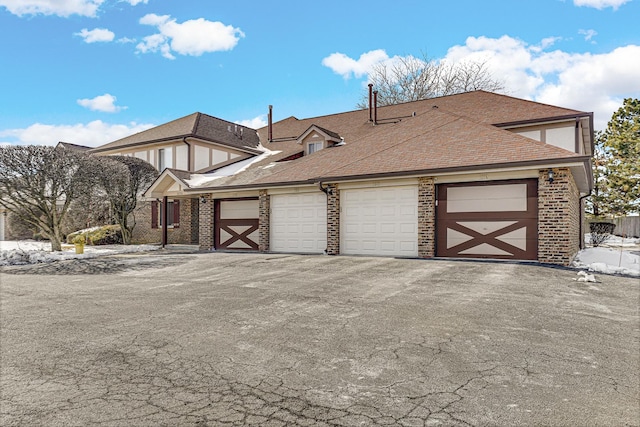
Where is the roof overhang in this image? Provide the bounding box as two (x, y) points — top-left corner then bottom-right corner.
(173, 156), (593, 196)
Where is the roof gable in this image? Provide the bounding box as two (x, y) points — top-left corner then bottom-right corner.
(91, 112), (261, 154)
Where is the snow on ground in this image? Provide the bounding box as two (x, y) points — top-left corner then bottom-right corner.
(2, 235), (639, 277)
(0, 240), (160, 266)
(573, 246), (640, 277)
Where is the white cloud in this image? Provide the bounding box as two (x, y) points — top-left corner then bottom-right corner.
(0, 0), (104, 17)
(136, 14), (244, 60)
(321, 49), (390, 79)
(117, 37), (136, 44)
(77, 94), (126, 113)
(0, 121), (155, 147)
(123, 0), (147, 5)
(573, 0), (631, 9)
(327, 36), (640, 130)
(235, 115), (267, 129)
(579, 29), (598, 42)
(75, 28), (115, 43)
(442, 36), (640, 129)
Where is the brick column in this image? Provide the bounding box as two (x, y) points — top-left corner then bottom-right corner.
(538, 168), (580, 265)
(418, 177), (436, 258)
(326, 184), (340, 255)
(259, 190), (270, 252)
(198, 194), (214, 251)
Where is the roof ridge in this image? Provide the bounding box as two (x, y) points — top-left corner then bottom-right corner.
(192, 112), (202, 134)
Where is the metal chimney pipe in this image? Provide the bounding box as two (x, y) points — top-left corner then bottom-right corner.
(268, 105), (273, 142)
(368, 83), (373, 122)
(373, 90), (378, 125)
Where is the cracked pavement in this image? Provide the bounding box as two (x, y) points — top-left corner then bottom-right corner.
(1, 252), (638, 426)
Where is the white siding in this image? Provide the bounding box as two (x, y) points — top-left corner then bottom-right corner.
(194, 145), (209, 171)
(546, 126), (575, 152)
(175, 145), (188, 170)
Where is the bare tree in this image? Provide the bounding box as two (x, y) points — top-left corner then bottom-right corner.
(0, 146), (93, 251)
(357, 53), (505, 108)
(89, 156), (158, 244)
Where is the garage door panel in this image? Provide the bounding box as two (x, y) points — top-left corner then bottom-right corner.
(341, 186), (418, 257)
(270, 193), (327, 253)
(436, 180), (537, 260)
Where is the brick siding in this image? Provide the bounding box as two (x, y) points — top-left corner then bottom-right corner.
(198, 195), (214, 250)
(259, 190), (270, 252)
(538, 168), (581, 265)
(326, 184), (340, 255)
(131, 199), (196, 245)
(418, 177), (436, 258)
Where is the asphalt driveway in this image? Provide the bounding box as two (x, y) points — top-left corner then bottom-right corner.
(1, 251), (638, 426)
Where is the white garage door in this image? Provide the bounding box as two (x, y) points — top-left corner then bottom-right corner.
(341, 186), (418, 257)
(270, 193), (327, 253)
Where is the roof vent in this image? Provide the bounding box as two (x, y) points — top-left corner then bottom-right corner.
(432, 105), (438, 109)
(412, 112), (416, 117)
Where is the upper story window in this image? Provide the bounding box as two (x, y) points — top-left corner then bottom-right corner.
(308, 141), (323, 154)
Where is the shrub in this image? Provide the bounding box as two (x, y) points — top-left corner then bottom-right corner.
(589, 222), (615, 247)
(67, 225), (123, 245)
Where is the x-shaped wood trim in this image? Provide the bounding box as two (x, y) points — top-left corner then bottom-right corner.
(218, 219), (259, 250)
(441, 220), (534, 259)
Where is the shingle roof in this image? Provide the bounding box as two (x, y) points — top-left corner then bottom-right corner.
(185, 95), (590, 191)
(90, 112), (261, 154)
(56, 141), (92, 152)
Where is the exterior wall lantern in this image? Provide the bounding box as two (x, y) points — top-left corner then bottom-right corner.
(548, 169), (554, 183)
(200, 196), (207, 204)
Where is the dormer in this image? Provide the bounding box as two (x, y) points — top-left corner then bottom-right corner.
(297, 125), (343, 155)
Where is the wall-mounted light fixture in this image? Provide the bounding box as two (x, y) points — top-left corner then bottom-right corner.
(200, 196), (207, 204)
(548, 169), (554, 183)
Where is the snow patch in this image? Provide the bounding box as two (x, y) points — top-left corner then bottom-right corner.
(572, 246), (640, 277)
(185, 146), (280, 188)
(0, 240), (160, 266)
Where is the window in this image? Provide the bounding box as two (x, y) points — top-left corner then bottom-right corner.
(158, 148), (173, 171)
(308, 141), (323, 154)
(151, 200), (180, 229)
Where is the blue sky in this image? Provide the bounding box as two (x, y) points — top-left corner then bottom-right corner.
(1, 0), (638, 146)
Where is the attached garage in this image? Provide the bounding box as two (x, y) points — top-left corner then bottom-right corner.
(436, 179), (538, 260)
(270, 192), (327, 253)
(215, 199), (259, 250)
(341, 186), (418, 257)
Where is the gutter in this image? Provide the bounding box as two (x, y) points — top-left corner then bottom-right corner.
(182, 157), (592, 193)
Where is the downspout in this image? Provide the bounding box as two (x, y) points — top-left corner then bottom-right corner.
(182, 137), (191, 171)
(579, 191), (592, 250)
(162, 195), (168, 248)
(318, 182), (333, 254)
(318, 181), (333, 195)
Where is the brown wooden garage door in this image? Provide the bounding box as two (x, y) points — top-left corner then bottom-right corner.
(436, 179), (538, 260)
(214, 198), (259, 250)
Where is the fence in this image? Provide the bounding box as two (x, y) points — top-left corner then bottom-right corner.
(586, 216), (640, 237)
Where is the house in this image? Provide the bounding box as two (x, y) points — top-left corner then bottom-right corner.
(92, 91), (594, 266)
